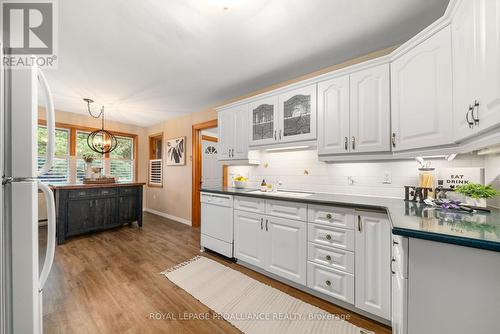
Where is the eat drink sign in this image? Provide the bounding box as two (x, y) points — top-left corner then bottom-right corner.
(439, 168), (484, 188)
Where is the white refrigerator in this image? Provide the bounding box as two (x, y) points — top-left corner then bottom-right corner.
(1, 44), (57, 334)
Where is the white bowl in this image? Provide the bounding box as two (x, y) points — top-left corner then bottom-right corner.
(234, 181), (247, 189)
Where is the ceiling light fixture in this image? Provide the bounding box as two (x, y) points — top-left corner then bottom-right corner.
(83, 98), (118, 154)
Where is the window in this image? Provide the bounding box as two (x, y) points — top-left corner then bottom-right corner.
(148, 133), (163, 187)
(110, 136), (134, 182)
(76, 131), (104, 181)
(37, 126), (70, 183)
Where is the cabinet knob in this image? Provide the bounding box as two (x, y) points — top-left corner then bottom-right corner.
(325, 280), (331, 286)
(325, 234), (332, 240)
(325, 255), (331, 261)
(326, 213), (332, 219)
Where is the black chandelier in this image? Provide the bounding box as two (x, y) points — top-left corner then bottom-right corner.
(83, 98), (118, 154)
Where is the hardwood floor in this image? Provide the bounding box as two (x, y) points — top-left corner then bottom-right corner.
(39, 212), (391, 334)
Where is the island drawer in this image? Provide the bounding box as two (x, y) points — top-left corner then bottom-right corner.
(308, 205), (355, 229)
(119, 187), (139, 195)
(265, 199), (307, 221)
(308, 243), (354, 274)
(234, 196), (265, 213)
(307, 262), (354, 304)
(68, 188), (118, 199)
(308, 223), (355, 251)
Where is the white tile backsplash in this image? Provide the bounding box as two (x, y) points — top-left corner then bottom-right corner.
(229, 150), (491, 199)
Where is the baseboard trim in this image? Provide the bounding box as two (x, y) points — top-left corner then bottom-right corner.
(143, 208), (192, 226)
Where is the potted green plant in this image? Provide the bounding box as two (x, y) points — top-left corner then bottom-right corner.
(453, 183), (500, 208)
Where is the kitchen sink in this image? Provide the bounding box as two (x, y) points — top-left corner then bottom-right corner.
(246, 190), (313, 198)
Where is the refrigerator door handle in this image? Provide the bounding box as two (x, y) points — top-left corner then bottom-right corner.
(38, 182), (56, 290)
(37, 68), (56, 176)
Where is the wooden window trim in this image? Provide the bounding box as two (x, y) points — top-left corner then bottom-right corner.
(38, 120), (139, 182)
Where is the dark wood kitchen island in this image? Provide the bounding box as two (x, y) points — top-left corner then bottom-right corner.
(50, 182), (145, 244)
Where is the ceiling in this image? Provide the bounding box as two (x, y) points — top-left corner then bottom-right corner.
(45, 0), (450, 127)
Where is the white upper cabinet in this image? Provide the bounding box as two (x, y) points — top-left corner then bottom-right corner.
(218, 104), (257, 162)
(350, 64), (391, 153)
(453, 0), (500, 141)
(318, 64), (391, 156)
(249, 85), (317, 147)
(278, 85), (317, 143)
(355, 211), (391, 320)
(318, 75), (350, 155)
(249, 96), (279, 146)
(391, 26), (454, 151)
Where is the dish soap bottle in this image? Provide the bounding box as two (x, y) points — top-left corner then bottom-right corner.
(260, 179), (267, 192)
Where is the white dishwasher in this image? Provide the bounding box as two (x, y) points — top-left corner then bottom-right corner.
(200, 192), (234, 257)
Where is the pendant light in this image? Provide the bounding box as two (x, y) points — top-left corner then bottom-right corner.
(83, 98), (118, 154)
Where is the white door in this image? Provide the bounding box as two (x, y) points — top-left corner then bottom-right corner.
(249, 96), (279, 146)
(391, 26), (454, 151)
(217, 109), (233, 160)
(264, 216), (307, 285)
(232, 105), (249, 159)
(278, 84), (317, 144)
(476, 0), (500, 134)
(234, 210), (266, 268)
(317, 75), (350, 155)
(452, 0), (482, 141)
(202, 139), (222, 188)
(355, 211), (391, 320)
(350, 64), (391, 153)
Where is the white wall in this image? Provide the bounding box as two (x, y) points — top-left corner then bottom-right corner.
(229, 150), (492, 199)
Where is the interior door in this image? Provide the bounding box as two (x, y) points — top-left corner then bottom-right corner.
(391, 26), (454, 151)
(317, 75), (350, 155)
(233, 210), (265, 268)
(249, 96), (278, 146)
(350, 64), (391, 153)
(264, 216), (306, 285)
(278, 84), (317, 143)
(355, 211), (391, 320)
(202, 139), (222, 188)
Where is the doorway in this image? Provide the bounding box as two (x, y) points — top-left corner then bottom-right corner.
(191, 120), (227, 227)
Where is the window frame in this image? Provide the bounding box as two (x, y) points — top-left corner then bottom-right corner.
(37, 125), (71, 183)
(37, 120), (138, 183)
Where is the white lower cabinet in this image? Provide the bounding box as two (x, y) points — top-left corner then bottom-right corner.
(307, 262), (354, 304)
(265, 216), (307, 285)
(233, 210), (266, 268)
(355, 211), (392, 320)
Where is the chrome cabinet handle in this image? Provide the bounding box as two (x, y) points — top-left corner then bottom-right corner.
(325, 234), (332, 240)
(357, 215), (362, 232)
(260, 218), (263, 230)
(344, 137), (348, 151)
(466, 105), (474, 128)
(326, 213), (332, 219)
(472, 100), (480, 125)
(325, 280), (331, 286)
(392, 133), (396, 148)
(352, 136), (355, 150)
(391, 258), (396, 274)
(325, 255), (331, 261)
(265, 219), (268, 231)
(279, 130), (282, 140)
(274, 130), (277, 140)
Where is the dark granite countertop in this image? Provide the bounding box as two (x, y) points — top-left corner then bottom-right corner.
(50, 182), (145, 190)
(201, 186), (500, 252)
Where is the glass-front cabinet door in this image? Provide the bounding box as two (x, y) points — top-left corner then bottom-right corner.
(278, 84), (317, 143)
(249, 96), (279, 146)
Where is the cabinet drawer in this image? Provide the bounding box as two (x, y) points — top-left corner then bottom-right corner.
(307, 262), (354, 304)
(308, 223), (354, 251)
(265, 199), (307, 221)
(234, 196), (265, 213)
(119, 187), (138, 195)
(307, 205), (355, 229)
(68, 188), (117, 199)
(308, 243), (354, 274)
